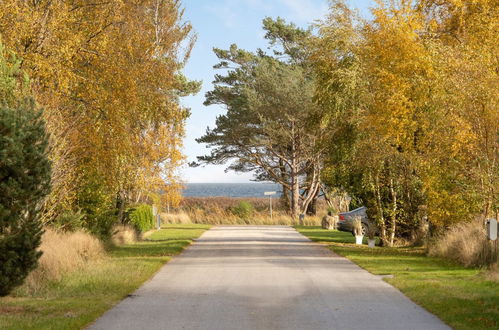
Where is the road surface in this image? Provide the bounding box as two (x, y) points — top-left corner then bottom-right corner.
(90, 226), (449, 330)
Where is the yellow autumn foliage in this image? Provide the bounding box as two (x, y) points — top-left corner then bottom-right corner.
(0, 1), (197, 229)
(314, 0), (497, 245)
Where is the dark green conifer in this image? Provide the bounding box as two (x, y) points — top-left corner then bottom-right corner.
(0, 42), (51, 296)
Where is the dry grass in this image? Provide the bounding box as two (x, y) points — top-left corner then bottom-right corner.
(161, 211), (192, 224)
(428, 219), (498, 267)
(181, 197), (277, 211)
(163, 197), (324, 226)
(22, 229), (105, 293)
(110, 224), (138, 245)
(483, 263), (499, 282)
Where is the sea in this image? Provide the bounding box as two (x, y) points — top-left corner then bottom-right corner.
(183, 183), (282, 198)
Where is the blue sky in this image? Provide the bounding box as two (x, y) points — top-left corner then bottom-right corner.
(180, 0), (372, 183)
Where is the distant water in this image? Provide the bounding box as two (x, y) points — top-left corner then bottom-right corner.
(183, 183), (282, 198)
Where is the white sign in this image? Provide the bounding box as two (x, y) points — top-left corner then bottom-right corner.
(487, 218), (497, 241)
(264, 191), (276, 196)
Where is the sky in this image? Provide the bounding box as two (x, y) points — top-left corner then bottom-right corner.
(180, 0), (372, 183)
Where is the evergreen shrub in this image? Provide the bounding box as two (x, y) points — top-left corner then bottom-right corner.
(0, 104), (51, 296)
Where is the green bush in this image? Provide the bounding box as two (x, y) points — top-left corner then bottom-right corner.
(127, 204), (154, 233)
(231, 201), (254, 219)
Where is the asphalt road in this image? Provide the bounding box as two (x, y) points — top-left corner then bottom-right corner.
(89, 226), (450, 330)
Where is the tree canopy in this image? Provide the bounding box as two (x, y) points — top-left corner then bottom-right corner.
(313, 0), (498, 245)
(197, 18), (325, 217)
(0, 0), (199, 234)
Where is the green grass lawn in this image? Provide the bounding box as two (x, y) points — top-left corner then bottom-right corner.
(0, 224), (211, 330)
(295, 226), (499, 330)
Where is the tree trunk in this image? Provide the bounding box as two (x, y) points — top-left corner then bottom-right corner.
(303, 163), (321, 215)
(291, 170), (300, 218)
(116, 190), (126, 223)
(306, 197), (317, 215)
(374, 173), (388, 247)
(135, 191), (142, 204)
(388, 177), (397, 247)
(279, 159), (290, 210)
(301, 166), (321, 215)
(281, 184), (290, 211)
(290, 121), (300, 218)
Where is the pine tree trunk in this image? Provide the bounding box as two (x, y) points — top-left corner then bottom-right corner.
(281, 184), (291, 211)
(290, 121), (300, 218)
(291, 170), (300, 218)
(279, 159), (290, 211)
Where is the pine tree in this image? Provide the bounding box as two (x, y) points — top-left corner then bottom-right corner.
(0, 43), (51, 296)
(0, 102), (51, 296)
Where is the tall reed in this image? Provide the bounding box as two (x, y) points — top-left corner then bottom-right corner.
(162, 197), (325, 226)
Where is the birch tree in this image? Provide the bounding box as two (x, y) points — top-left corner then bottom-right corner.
(0, 0), (197, 234)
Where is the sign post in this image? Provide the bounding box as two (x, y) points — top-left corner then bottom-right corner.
(264, 191), (276, 220)
(152, 205), (160, 230)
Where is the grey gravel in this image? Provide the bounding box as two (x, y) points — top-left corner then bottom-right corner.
(89, 226), (450, 330)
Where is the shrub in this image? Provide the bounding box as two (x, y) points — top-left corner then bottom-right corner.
(92, 211), (118, 239)
(0, 104), (51, 296)
(428, 219), (498, 267)
(110, 224), (138, 246)
(21, 229), (104, 293)
(76, 177), (117, 238)
(327, 206), (338, 216)
(53, 211), (85, 232)
(231, 201), (254, 219)
(127, 204), (154, 232)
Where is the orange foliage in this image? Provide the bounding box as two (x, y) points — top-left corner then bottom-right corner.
(0, 1), (197, 221)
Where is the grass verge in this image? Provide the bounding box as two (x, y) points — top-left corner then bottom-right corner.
(295, 226), (498, 330)
(0, 224), (211, 330)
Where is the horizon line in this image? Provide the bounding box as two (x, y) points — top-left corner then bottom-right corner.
(183, 182), (279, 184)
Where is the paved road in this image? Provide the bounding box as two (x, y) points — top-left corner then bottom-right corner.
(90, 226), (449, 330)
